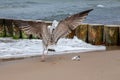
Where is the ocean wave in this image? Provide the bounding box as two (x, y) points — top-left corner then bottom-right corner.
(97, 4), (105, 8)
(0, 37), (106, 59)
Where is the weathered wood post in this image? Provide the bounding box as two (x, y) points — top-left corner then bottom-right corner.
(13, 20), (30, 39)
(66, 30), (75, 39)
(119, 27), (120, 46)
(4, 19), (13, 37)
(0, 19), (5, 37)
(88, 24), (104, 45)
(75, 23), (88, 42)
(104, 25), (119, 46)
(12, 22), (22, 39)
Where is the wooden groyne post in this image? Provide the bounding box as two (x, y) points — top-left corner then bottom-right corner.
(0, 18), (120, 46)
(119, 27), (120, 45)
(104, 25), (119, 46)
(66, 30), (76, 39)
(75, 23), (88, 42)
(0, 19), (4, 37)
(4, 19), (13, 37)
(88, 24), (104, 45)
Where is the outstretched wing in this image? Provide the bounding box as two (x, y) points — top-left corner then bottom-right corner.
(20, 22), (43, 38)
(52, 9), (93, 43)
(14, 20), (51, 46)
(13, 20), (43, 38)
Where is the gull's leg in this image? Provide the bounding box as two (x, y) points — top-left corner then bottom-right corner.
(41, 47), (46, 62)
(46, 47), (49, 55)
(41, 41), (46, 62)
(41, 46), (49, 62)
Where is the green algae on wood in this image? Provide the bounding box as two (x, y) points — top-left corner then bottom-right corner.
(13, 20), (32, 39)
(104, 25), (119, 46)
(4, 19), (13, 37)
(0, 19), (5, 37)
(75, 24), (88, 42)
(13, 26), (29, 39)
(119, 26), (120, 46)
(12, 25), (22, 39)
(21, 31), (30, 39)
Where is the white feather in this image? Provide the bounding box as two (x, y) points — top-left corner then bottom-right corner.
(48, 20), (59, 34)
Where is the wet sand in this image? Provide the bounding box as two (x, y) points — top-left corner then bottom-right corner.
(0, 50), (120, 80)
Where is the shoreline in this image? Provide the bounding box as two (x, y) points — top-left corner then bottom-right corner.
(0, 49), (120, 80)
(0, 46), (119, 62)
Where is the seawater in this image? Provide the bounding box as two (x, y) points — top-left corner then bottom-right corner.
(0, 0), (120, 25)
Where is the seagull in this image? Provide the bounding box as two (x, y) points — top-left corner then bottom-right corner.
(13, 9), (93, 61)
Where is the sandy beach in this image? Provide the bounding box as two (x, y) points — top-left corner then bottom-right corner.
(0, 50), (120, 80)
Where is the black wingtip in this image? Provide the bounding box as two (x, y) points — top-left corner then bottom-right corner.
(76, 9), (93, 16)
(87, 9), (94, 12)
(82, 9), (94, 14)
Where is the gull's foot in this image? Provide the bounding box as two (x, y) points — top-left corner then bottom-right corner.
(41, 59), (45, 62)
(41, 56), (45, 62)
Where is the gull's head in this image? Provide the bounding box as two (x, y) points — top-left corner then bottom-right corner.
(52, 20), (59, 28)
(48, 25), (51, 29)
(47, 20), (59, 34)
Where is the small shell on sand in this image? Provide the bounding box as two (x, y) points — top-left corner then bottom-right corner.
(72, 55), (80, 61)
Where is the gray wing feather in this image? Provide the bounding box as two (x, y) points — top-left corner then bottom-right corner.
(21, 24), (42, 38)
(52, 9), (93, 43)
(19, 21), (51, 46)
(15, 21), (41, 37)
(13, 20), (52, 46)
